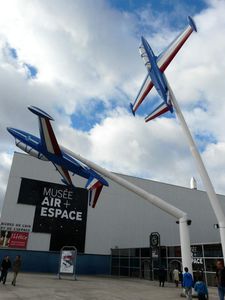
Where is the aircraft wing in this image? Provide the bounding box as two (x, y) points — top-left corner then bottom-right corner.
(130, 16), (197, 114)
(28, 106), (73, 185)
(157, 16), (197, 72)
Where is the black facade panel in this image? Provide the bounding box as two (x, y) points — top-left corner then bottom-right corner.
(18, 178), (88, 252)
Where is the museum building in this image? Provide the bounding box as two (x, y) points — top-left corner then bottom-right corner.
(0, 152), (224, 285)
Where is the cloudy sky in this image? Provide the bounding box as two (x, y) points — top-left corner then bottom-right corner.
(0, 0), (225, 209)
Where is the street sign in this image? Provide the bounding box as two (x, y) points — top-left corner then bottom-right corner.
(150, 232), (160, 247)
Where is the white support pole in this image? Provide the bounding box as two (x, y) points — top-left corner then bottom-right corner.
(63, 146), (185, 219)
(179, 216), (193, 274)
(167, 79), (225, 258)
(62, 146), (193, 275)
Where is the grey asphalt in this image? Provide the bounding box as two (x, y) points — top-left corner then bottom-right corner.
(0, 273), (219, 300)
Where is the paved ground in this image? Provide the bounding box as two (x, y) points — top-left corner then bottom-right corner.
(0, 273), (219, 300)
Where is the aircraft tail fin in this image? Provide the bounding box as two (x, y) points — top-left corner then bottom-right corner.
(28, 106), (72, 184)
(86, 176), (103, 208)
(28, 106), (62, 156)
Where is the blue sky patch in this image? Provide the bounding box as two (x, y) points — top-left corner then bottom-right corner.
(194, 100), (208, 112)
(109, 0), (206, 17)
(109, 0), (207, 38)
(24, 63), (38, 79)
(71, 100), (107, 131)
(4, 45), (38, 79)
(8, 47), (18, 59)
(195, 132), (217, 152)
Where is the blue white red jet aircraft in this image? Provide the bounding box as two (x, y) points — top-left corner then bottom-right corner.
(7, 106), (109, 208)
(130, 16), (197, 122)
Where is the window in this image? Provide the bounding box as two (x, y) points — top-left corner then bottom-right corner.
(204, 244), (222, 257)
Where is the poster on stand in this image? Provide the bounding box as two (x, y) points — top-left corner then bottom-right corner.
(59, 250), (75, 274)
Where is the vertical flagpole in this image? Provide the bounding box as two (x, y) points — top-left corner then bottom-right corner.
(167, 79), (225, 258)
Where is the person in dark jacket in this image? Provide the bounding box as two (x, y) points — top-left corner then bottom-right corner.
(0, 256), (11, 284)
(158, 266), (166, 287)
(179, 270), (183, 283)
(216, 259), (225, 300)
(12, 255), (22, 286)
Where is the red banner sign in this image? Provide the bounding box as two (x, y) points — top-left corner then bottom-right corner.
(8, 232), (29, 249)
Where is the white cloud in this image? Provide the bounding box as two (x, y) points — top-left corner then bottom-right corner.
(57, 109), (197, 187)
(202, 142), (225, 193)
(1, 0), (225, 211)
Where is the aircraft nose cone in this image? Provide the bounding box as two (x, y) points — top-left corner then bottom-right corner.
(7, 127), (13, 134)
(7, 127), (17, 137)
(141, 36), (145, 44)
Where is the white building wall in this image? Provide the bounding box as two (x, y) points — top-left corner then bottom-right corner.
(1, 152), (225, 254)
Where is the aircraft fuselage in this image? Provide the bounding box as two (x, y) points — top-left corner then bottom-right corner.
(141, 37), (172, 111)
(7, 127), (108, 185)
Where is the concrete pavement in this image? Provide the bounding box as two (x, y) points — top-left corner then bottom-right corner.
(0, 273), (219, 300)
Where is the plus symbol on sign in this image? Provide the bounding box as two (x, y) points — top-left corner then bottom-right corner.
(64, 200), (71, 209)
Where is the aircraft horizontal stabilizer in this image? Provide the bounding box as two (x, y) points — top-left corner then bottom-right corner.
(145, 102), (170, 122)
(28, 106), (54, 121)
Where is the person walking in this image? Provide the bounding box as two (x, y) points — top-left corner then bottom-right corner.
(0, 256), (11, 284)
(194, 276), (208, 300)
(173, 267), (180, 287)
(216, 259), (225, 300)
(183, 267), (193, 300)
(12, 255), (22, 286)
(179, 270), (183, 284)
(158, 266), (166, 287)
